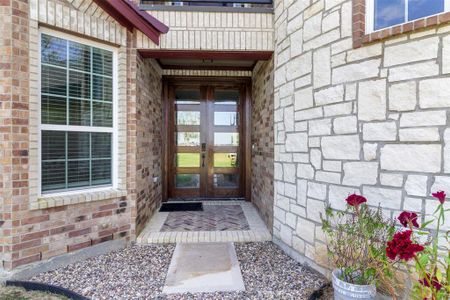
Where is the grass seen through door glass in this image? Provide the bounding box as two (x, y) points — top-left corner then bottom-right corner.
(176, 153), (238, 168)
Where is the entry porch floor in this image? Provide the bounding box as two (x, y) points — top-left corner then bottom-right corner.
(137, 201), (272, 244)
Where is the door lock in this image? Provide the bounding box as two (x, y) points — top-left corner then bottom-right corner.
(201, 143), (206, 152)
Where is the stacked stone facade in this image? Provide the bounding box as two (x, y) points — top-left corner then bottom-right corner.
(252, 58), (275, 230)
(273, 0), (450, 275)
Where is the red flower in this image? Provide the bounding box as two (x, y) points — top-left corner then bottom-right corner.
(432, 191), (446, 204)
(398, 211), (419, 228)
(345, 194), (367, 207)
(419, 274), (442, 291)
(386, 230), (424, 261)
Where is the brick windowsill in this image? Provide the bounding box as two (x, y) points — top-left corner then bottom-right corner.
(31, 189), (128, 210)
(352, 0), (450, 48)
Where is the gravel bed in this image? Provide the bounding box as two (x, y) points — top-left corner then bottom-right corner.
(32, 242), (327, 300)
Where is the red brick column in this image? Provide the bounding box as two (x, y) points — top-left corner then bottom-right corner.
(0, 0), (30, 269)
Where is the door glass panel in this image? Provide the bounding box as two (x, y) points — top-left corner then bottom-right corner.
(214, 153), (238, 167)
(177, 111), (200, 125)
(176, 174), (200, 188)
(176, 153), (200, 167)
(214, 112), (237, 126)
(175, 90), (201, 105)
(214, 132), (239, 146)
(214, 90), (239, 105)
(214, 174), (239, 188)
(177, 132), (200, 146)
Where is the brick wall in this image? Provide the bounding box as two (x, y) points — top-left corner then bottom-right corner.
(134, 55), (163, 235)
(252, 58), (275, 230)
(273, 0), (450, 276)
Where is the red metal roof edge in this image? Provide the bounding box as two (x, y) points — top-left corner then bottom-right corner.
(93, 0), (169, 45)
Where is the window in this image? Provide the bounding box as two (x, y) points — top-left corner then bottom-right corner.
(40, 31), (116, 194)
(367, 0), (449, 32)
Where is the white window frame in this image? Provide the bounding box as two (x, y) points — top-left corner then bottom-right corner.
(366, 0), (450, 34)
(38, 27), (119, 197)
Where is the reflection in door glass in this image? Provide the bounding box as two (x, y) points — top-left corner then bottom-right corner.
(214, 90), (239, 105)
(176, 174), (200, 188)
(214, 153), (238, 167)
(175, 90), (201, 104)
(177, 111), (200, 125)
(214, 133), (239, 146)
(214, 174), (239, 188)
(177, 132), (200, 146)
(214, 112), (237, 126)
(176, 153), (200, 167)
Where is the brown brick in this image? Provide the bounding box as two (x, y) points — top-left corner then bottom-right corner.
(21, 215), (49, 225)
(50, 225), (75, 235)
(67, 240), (91, 252)
(68, 227), (91, 238)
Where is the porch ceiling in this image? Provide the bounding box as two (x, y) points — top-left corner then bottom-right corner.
(139, 50), (273, 71)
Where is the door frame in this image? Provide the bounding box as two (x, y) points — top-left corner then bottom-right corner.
(162, 76), (252, 202)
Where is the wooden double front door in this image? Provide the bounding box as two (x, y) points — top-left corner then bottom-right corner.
(167, 82), (248, 198)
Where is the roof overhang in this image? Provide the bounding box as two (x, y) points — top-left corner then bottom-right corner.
(138, 50), (274, 60)
(93, 0), (169, 45)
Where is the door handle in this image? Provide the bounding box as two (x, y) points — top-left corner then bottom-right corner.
(201, 153), (205, 167)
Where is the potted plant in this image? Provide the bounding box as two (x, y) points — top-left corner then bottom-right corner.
(386, 191), (449, 300)
(322, 194), (397, 300)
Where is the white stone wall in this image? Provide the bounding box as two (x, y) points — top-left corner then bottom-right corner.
(273, 0), (450, 275)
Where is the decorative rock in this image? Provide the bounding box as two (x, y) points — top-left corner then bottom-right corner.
(313, 46), (331, 88)
(380, 173), (404, 187)
(297, 163), (315, 180)
(296, 218), (316, 243)
(329, 185), (360, 211)
(399, 128), (440, 142)
(295, 87), (314, 110)
(333, 116), (357, 134)
(380, 144), (442, 173)
(363, 143), (378, 161)
(306, 198), (325, 222)
(309, 118), (332, 136)
(332, 59), (381, 84)
(445, 129), (450, 173)
(297, 179), (308, 206)
(388, 61), (439, 82)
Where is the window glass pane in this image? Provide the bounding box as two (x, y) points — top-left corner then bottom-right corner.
(67, 160), (90, 188)
(42, 131), (66, 160)
(69, 70), (91, 99)
(214, 153), (238, 167)
(69, 99), (91, 126)
(92, 159), (112, 185)
(41, 65), (67, 96)
(374, 0), (405, 30)
(177, 111), (200, 125)
(93, 75), (113, 102)
(42, 161), (66, 191)
(214, 132), (239, 146)
(41, 95), (67, 125)
(92, 102), (113, 127)
(177, 132), (200, 146)
(69, 41), (91, 72)
(408, 0), (444, 21)
(214, 112), (237, 126)
(175, 174), (200, 188)
(68, 132), (90, 159)
(176, 153), (200, 167)
(175, 90), (201, 104)
(92, 133), (112, 158)
(93, 48), (113, 76)
(214, 174), (239, 188)
(41, 34), (66, 67)
(214, 90), (239, 105)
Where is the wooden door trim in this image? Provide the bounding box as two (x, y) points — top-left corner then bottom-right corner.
(163, 77), (252, 201)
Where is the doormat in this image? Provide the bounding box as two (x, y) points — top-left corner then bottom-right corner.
(160, 202), (203, 212)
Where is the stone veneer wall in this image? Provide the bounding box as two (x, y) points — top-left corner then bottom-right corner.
(252, 58), (275, 230)
(134, 55), (163, 235)
(273, 0), (450, 275)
